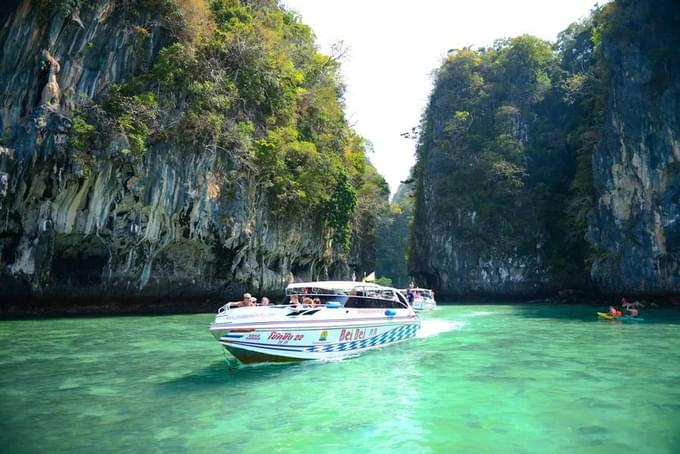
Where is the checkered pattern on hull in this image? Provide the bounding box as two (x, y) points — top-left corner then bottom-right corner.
(307, 324), (419, 353)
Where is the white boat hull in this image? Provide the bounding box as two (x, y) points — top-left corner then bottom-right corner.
(210, 312), (420, 363)
(412, 299), (436, 312)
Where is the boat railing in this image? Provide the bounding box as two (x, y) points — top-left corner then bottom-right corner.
(216, 300), (412, 316)
(217, 302), (241, 314)
(216, 303), (309, 315)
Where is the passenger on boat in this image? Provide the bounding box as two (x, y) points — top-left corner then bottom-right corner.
(312, 297), (321, 307)
(234, 292), (252, 307)
(260, 296), (270, 306)
(250, 297), (257, 306)
(303, 296), (314, 307)
(289, 294), (301, 308)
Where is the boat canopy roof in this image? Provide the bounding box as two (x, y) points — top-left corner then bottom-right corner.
(402, 287), (432, 292)
(286, 280), (387, 295)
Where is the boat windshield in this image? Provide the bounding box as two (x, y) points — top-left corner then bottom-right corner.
(403, 288), (433, 298)
(280, 292), (408, 309)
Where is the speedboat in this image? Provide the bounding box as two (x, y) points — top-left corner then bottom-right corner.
(209, 281), (420, 364)
(402, 287), (437, 312)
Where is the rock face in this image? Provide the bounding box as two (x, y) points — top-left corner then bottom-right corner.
(410, 0), (680, 298)
(587, 0), (680, 294)
(408, 39), (559, 298)
(375, 183), (413, 289)
(411, 149), (553, 298)
(0, 0), (348, 305)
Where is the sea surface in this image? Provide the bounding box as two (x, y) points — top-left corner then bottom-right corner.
(1, 304), (680, 453)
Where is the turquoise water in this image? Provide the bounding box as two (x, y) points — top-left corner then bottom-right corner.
(2, 304), (680, 453)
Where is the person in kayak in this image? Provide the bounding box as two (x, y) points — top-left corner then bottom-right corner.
(608, 306), (623, 317)
(621, 297), (642, 317)
(626, 306), (640, 317)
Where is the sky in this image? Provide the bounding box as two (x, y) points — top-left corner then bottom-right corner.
(282, 0), (601, 196)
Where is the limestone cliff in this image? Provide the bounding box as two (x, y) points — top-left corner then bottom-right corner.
(0, 0), (377, 307)
(409, 0), (680, 298)
(408, 38), (559, 298)
(587, 0), (680, 294)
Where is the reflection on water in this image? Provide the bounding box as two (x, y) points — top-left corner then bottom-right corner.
(1, 305), (680, 452)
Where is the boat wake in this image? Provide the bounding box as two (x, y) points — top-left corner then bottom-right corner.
(416, 319), (464, 338)
(466, 310), (494, 317)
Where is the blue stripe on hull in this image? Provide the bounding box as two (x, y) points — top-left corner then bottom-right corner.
(307, 324), (419, 353)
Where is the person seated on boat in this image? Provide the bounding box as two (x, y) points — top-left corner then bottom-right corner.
(250, 297), (257, 306)
(302, 296), (314, 308)
(232, 292), (252, 307)
(289, 294), (300, 307)
(260, 296), (270, 306)
(312, 297), (321, 307)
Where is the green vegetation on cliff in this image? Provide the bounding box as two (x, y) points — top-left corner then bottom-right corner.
(0, 0), (390, 302)
(409, 5), (614, 293)
(69, 0), (386, 254)
(375, 183), (414, 288)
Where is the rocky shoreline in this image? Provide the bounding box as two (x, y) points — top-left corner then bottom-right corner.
(3, 291), (680, 319)
(0, 297), (224, 318)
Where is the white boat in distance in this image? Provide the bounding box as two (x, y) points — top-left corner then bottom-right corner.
(403, 288), (437, 312)
(209, 281), (421, 364)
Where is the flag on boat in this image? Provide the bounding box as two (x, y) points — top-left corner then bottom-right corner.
(363, 271), (375, 283)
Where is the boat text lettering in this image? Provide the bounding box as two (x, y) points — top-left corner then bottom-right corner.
(339, 328), (376, 342)
(268, 331), (304, 344)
